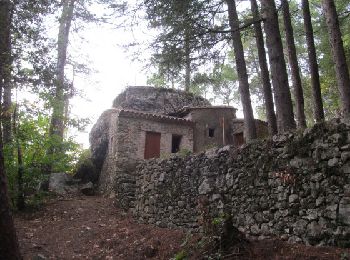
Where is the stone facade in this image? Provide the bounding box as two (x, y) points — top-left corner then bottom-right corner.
(132, 119), (350, 247)
(181, 107), (237, 152)
(91, 87), (272, 213)
(97, 108), (194, 208)
(232, 119), (269, 146)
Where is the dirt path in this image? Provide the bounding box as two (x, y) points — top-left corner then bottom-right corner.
(15, 196), (350, 260)
(15, 196), (185, 259)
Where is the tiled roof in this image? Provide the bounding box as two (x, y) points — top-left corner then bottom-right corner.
(232, 118), (268, 125)
(169, 105), (236, 117)
(117, 108), (194, 125)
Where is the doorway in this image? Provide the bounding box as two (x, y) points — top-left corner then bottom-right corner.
(144, 131), (161, 159)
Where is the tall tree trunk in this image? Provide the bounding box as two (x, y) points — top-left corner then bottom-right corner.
(226, 0), (257, 141)
(0, 0), (13, 144)
(250, 0), (277, 135)
(0, 76), (21, 260)
(302, 0), (325, 123)
(48, 0), (75, 164)
(322, 0), (350, 117)
(13, 103), (24, 210)
(260, 0), (296, 132)
(281, 0), (306, 129)
(184, 28), (191, 92)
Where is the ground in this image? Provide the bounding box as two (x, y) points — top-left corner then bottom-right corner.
(15, 195), (350, 259)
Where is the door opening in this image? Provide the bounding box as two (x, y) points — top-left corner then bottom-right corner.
(144, 132), (161, 159)
(172, 135), (182, 153)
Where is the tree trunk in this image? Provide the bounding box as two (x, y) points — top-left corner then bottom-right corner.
(48, 0), (75, 165)
(0, 73), (21, 260)
(226, 0), (257, 141)
(281, 0), (306, 129)
(250, 0), (277, 135)
(302, 0), (324, 123)
(184, 28), (191, 92)
(13, 103), (24, 210)
(0, 0), (13, 144)
(260, 0), (296, 132)
(322, 0), (350, 117)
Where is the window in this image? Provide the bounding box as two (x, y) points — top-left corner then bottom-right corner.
(172, 135), (182, 153)
(208, 128), (215, 137)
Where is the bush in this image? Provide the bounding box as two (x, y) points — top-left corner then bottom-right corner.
(73, 149), (99, 183)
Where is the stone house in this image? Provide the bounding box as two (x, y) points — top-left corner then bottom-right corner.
(90, 87), (268, 195)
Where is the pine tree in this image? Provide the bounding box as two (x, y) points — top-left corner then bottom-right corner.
(281, 0), (306, 128)
(302, 0), (324, 123)
(226, 0), (257, 140)
(250, 0), (277, 135)
(322, 0), (350, 117)
(260, 0), (296, 132)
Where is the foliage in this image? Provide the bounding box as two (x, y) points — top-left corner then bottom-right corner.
(172, 250), (187, 260)
(73, 149), (98, 183)
(5, 101), (84, 208)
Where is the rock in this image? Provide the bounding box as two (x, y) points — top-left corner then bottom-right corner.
(341, 163), (350, 174)
(316, 196), (324, 207)
(290, 158), (303, 168)
(307, 221), (321, 238)
(289, 194), (299, 204)
(250, 224), (260, 235)
(158, 172), (165, 182)
(49, 172), (76, 195)
(294, 219), (308, 236)
(288, 236), (302, 243)
(310, 172), (323, 182)
(339, 197), (350, 225)
(198, 179), (211, 195)
(112, 86), (210, 115)
(341, 152), (350, 162)
(305, 209), (318, 221)
(328, 158), (339, 167)
(32, 254), (47, 260)
(177, 201), (185, 208)
(80, 182), (95, 196)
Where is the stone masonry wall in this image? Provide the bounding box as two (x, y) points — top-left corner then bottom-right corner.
(133, 119), (350, 247)
(98, 112), (194, 209)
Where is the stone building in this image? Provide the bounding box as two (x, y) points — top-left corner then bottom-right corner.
(90, 86), (268, 195)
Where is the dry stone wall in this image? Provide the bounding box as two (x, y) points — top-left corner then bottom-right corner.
(132, 119), (350, 247)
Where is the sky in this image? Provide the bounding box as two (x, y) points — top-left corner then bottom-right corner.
(68, 17), (150, 147)
(66, 1), (251, 148)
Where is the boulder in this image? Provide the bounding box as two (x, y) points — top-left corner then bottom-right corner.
(49, 172), (77, 195)
(80, 182), (95, 196)
(112, 86), (210, 114)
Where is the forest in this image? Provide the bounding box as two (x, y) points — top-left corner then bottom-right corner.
(1, 0), (350, 258)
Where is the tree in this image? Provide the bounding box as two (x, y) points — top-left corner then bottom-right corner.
(281, 0), (306, 128)
(322, 0), (350, 117)
(49, 0), (76, 153)
(0, 0), (13, 145)
(302, 0), (325, 123)
(260, 0), (296, 132)
(226, 0), (257, 140)
(0, 1), (21, 252)
(142, 0), (225, 92)
(0, 144), (21, 259)
(250, 0), (277, 135)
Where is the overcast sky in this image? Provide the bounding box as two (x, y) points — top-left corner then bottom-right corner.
(66, 1), (251, 148)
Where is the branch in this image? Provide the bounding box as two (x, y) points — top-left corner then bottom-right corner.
(205, 17), (264, 34)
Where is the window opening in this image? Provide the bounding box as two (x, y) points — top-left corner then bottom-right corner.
(208, 128), (215, 138)
(172, 135), (182, 153)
